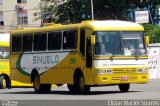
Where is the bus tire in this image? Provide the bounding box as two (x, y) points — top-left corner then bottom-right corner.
(33, 73), (51, 93)
(76, 74), (90, 94)
(118, 84), (130, 92)
(0, 76), (6, 89)
(42, 84), (51, 93)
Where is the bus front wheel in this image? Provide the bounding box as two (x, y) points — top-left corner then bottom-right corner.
(118, 84), (130, 92)
(76, 74), (90, 94)
(33, 73), (51, 93)
(67, 84), (77, 93)
(0, 76), (6, 89)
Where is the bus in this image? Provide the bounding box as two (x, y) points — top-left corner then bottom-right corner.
(10, 20), (149, 93)
(0, 33), (31, 89)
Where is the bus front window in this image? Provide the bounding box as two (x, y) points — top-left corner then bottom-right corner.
(0, 47), (9, 59)
(95, 31), (123, 56)
(95, 31), (146, 56)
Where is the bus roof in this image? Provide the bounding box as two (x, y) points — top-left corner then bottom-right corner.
(86, 20), (144, 31)
(10, 20), (144, 34)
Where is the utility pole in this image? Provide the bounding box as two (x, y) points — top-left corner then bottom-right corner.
(91, 0), (94, 20)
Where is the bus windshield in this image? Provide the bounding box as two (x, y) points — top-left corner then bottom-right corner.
(95, 31), (146, 56)
(0, 47), (9, 59)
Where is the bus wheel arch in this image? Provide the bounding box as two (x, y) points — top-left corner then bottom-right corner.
(31, 69), (51, 93)
(67, 68), (90, 94)
(0, 74), (11, 89)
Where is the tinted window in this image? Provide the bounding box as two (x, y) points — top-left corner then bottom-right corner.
(23, 34), (33, 52)
(34, 33), (47, 51)
(48, 32), (62, 50)
(63, 30), (77, 49)
(12, 35), (22, 52)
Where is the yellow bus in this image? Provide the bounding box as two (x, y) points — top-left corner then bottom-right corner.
(10, 20), (149, 93)
(0, 33), (31, 89)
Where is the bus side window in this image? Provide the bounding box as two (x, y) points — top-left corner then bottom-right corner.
(48, 31), (62, 50)
(23, 34), (33, 52)
(63, 30), (77, 49)
(34, 33), (47, 51)
(12, 35), (22, 52)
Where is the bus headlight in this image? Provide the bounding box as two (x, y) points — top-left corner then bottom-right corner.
(97, 70), (113, 74)
(137, 69), (148, 73)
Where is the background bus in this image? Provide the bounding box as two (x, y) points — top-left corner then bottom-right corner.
(0, 33), (31, 89)
(10, 20), (149, 93)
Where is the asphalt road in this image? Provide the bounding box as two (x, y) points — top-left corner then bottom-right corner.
(0, 79), (160, 106)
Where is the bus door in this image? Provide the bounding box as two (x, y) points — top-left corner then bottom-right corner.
(85, 37), (94, 84)
(86, 38), (92, 68)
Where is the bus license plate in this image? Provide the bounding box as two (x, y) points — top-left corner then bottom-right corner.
(121, 76), (129, 81)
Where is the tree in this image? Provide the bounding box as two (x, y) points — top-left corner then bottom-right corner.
(37, 0), (91, 24)
(143, 23), (160, 43)
(93, 0), (137, 20)
(37, 0), (160, 24)
(38, 0), (137, 23)
(55, 0), (91, 23)
(37, 0), (61, 23)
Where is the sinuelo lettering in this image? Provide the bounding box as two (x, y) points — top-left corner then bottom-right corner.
(33, 55), (59, 64)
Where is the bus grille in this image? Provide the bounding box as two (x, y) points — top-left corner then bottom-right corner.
(113, 68), (136, 74)
(111, 76), (137, 81)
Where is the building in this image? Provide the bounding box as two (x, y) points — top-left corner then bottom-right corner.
(0, 0), (41, 33)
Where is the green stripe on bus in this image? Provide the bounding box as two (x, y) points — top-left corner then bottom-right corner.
(16, 53), (30, 76)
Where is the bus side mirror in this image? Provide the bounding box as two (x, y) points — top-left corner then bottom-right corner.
(91, 35), (95, 45)
(145, 35), (149, 46)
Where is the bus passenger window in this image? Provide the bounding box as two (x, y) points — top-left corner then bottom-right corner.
(23, 34), (33, 52)
(34, 33), (47, 51)
(48, 32), (62, 50)
(12, 36), (22, 52)
(63, 30), (77, 49)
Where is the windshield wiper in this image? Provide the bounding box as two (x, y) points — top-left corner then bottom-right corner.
(131, 50), (139, 60)
(109, 55), (115, 60)
(109, 46), (122, 60)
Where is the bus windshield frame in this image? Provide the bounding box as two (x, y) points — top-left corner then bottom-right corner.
(94, 31), (146, 57)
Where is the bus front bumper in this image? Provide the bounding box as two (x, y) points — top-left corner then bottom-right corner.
(94, 74), (149, 85)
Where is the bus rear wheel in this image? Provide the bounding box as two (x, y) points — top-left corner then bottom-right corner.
(33, 73), (51, 93)
(0, 76), (6, 89)
(118, 84), (130, 92)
